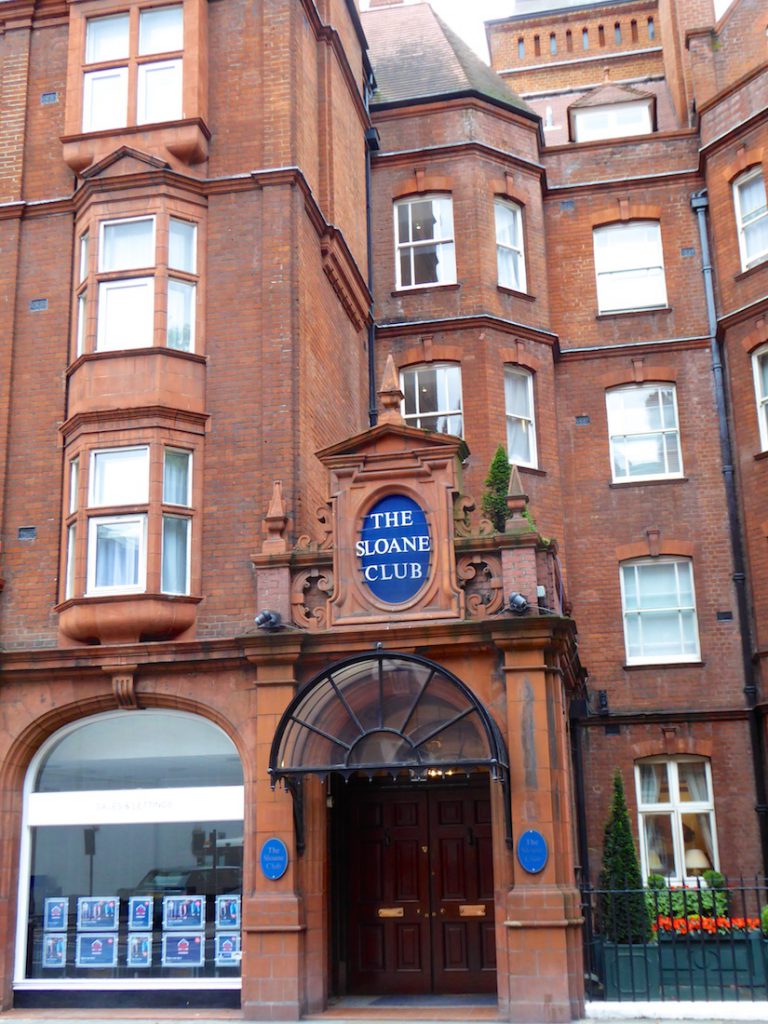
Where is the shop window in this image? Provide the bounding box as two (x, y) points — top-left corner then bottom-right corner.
(394, 195), (456, 289)
(504, 367), (537, 468)
(495, 199), (526, 292)
(620, 558), (700, 664)
(400, 362), (462, 436)
(573, 101), (653, 142)
(635, 757), (718, 882)
(82, 5), (183, 132)
(68, 443), (193, 599)
(754, 345), (768, 450)
(733, 167), (768, 271)
(606, 384), (682, 481)
(593, 220), (667, 312)
(75, 212), (198, 357)
(15, 711), (244, 989)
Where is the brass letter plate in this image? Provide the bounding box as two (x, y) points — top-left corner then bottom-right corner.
(377, 907), (404, 918)
(459, 904), (486, 917)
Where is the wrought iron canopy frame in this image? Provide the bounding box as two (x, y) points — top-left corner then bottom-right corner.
(269, 649), (513, 850)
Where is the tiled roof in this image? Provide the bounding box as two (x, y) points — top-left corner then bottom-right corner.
(362, 2), (535, 118)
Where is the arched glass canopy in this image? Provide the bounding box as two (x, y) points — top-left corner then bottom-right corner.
(269, 651), (512, 846)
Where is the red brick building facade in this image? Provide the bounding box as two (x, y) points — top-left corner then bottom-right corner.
(0, 0), (765, 1019)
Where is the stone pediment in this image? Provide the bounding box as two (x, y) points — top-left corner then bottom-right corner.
(317, 421), (464, 466)
(79, 146), (171, 180)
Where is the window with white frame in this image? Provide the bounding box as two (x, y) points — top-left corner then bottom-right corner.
(606, 383), (682, 481)
(76, 213), (197, 357)
(504, 366), (537, 467)
(162, 448), (192, 594)
(753, 345), (768, 450)
(495, 200), (526, 292)
(593, 220), (667, 313)
(635, 757), (718, 882)
(87, 447), (149, 594)
(620, 558), (700, 664)
(68, 443), (193, 599)
(82, 5), (183, 132)
(394, 195), (456, 289)
(733, 168), (768, 271)
(400, 363), (462, 436)
(572, 101), (652, 142)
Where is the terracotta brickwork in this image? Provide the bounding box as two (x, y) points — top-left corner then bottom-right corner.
(0, 0), (767, 1020)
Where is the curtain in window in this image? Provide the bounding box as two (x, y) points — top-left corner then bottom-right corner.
(739, 175), (768, 264)
(680, 762), (715, 866)
(162, 516), (189, 593)
(95, 520), (142, 588)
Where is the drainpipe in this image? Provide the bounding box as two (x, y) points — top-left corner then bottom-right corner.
(691, 189), (768, 875)
(364, 72), (380, 427)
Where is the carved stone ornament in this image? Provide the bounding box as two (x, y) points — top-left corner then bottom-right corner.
(295, 504), (334, 552)
(456, 554), (504, 618)
(291, 568), (334, 630)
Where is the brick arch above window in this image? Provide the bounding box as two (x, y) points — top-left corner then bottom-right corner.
(616, 537), (694, 561)
(599, 364), (675, 389)
(392, 171), (454, 199)
(739, 315), (766, 354)
(631, 738), (714, 761)
(723, 147), (765, 185)
(396, 340), (462, 368)
(499, 345), (542, 374)
(490, 175), (529, 206)
(590, 201), (662, 229)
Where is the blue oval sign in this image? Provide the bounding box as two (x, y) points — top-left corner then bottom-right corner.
(357, 495), (431, 604)
(517, 829), (549, 874)
(260, 837), (289, 881)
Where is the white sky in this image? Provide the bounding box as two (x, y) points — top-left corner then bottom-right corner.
(359, 1), (736, 62)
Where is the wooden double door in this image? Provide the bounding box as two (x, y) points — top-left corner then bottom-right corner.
(344, 777), (496, 994)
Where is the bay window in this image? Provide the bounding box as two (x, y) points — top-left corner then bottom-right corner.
(400, 363), (462, 436)
(82, 5), (183, 132)
(620, 558), (700, 664)
(734, 168), (768, 271)
(394, 195), (456, 289)
(66, 443), (194, 601)
(495, 200), (526, 292)
(74, 213), (198, 358)
(593, 221), (667, 313)
(504, 367), (537, 467)
(635, 757), (718, 882)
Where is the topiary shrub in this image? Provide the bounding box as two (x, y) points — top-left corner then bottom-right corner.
(598, 770), (651, 943)
(481, 444), (511, 533)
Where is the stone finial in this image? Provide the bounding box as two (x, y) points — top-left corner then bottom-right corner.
(263, 480), (288, 554)
(378, 353), (405, 425)
(506, 464), (529, 520)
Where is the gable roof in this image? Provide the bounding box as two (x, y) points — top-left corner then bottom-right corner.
(362, 2), (536, 120)
(569, 82), (655, 109)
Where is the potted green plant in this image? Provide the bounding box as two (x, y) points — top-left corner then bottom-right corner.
(597, 770), (657, 998)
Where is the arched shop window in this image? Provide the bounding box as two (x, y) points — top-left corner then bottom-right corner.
(15, 711), (244, 993)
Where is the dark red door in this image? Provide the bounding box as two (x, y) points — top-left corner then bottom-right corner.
(346, 778), (496, 994)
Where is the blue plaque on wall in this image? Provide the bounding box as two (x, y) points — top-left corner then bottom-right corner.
(357, 494), (431, 604)
(517, 829), (549, 874)
(260, 837), (289, 880)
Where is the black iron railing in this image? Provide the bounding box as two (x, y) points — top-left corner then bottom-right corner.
(581, 877), (768, 1001)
